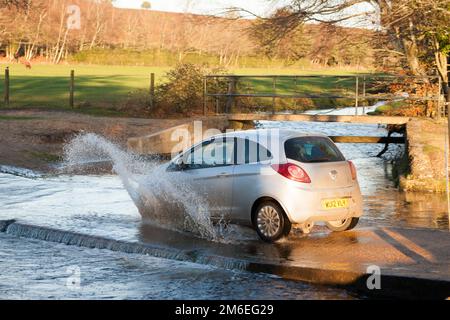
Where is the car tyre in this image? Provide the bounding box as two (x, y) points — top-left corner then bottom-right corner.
(253, 201), (291, 243)
(325, 217), (359, 232)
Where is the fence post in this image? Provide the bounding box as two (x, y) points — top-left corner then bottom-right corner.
(4, 67), (9, 107)
(437, 76), (442, 119)
(203, 76), (207, 116)
(69, 70), (75, 108)
(215, 97), (219, 114)
(293, 76), (298, 109)
(448, 90), (450, 117)
(225, 76), (237, 114)
(447, 100), (450, 229)
(149, 73), (155, 110)
(355, 76), (359, 116)
(362, 76), (366, 115)
(272, 76), (276, 114)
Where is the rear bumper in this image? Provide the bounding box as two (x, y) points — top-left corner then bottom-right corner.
(280, 183), (363, 224)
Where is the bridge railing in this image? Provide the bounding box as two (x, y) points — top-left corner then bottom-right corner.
(203, 74), (444, 118)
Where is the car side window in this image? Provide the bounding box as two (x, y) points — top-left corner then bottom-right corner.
(184, 138), (235, 169)
(235, 138), (272, 165)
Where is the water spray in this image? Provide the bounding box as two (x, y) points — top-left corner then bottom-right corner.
(63, 133), (223, 241)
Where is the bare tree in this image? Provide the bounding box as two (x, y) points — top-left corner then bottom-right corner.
(0, 0), (381, 71)
(243, 0), (449, 96)
(0, 0), (29, 9)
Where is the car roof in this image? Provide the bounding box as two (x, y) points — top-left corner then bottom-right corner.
(213, 129), (328, 141)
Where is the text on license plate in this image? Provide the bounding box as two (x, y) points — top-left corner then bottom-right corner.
(322, 198), (350, 210)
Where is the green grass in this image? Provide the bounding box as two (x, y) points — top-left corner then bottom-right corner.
(0, 64), (169, 109)
(224, 69), (376, 111)
(229, 68), (374, 95)
(69, 48), (316, 69)
(367, 101), (406, 115)
(0, 63), (375, 115)
(423, 144), (443, 154)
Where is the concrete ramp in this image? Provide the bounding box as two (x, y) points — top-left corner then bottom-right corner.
(2, 219), (449, 299)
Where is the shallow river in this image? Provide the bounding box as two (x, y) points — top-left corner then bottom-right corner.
(0, 105), (448, 300)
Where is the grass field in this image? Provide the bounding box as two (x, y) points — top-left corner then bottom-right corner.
(0, 63), (375, 116)
(0, 64), (170, 113)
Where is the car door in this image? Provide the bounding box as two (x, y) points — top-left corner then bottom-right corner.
(231, 138), (273, 225)
(181, 137), (235, 220)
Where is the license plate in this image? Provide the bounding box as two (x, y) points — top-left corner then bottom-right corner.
(322, 198), (350, 210)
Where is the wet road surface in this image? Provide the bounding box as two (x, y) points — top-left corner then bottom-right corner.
(1, 106), (449, 299)
(0, 232), (355, 300)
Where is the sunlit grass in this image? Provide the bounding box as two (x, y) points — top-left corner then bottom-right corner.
(0, 63), (373, 113)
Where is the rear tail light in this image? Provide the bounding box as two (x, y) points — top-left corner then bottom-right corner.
(348, 161), (357, 180)
(271, 163), (311, 184)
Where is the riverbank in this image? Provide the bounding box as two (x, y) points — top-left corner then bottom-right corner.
(0, 109), (188, 173)
(1, 108), (448, 195)
(400, 118), (449, 193)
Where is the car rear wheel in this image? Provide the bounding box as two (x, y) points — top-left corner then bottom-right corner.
(325, 217), (359, 232)
(254, 201), (291, 243)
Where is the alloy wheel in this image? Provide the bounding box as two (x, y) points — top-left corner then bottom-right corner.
(256, 205), (282, 238)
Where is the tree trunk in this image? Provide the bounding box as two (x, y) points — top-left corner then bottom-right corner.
(403, 38), (426, 76)
(432, 36), (449, 101)
(401, 18), (426, 77)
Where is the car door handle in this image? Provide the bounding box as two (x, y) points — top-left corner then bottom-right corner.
(215, 173), (230, 178)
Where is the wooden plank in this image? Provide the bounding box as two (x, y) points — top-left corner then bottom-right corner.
(227, 113), (410, 125)
(207, 93), (438, 101)
(205, 74), (438, 79)
(329, 136), (405, 144)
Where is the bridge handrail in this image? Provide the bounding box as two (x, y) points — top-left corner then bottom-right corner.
(202, 74), (444, 117)
(205, 74), (439, 80)
(206, 92), (440, 101)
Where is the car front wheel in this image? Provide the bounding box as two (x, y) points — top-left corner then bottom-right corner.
(325, 217), (359, 232)
(254, 201), (291, 243)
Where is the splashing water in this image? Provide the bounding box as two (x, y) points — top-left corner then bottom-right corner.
(63, 133), (220, 240)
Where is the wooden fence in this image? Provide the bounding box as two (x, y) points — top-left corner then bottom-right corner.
(204, 74), (445, 118)
(2, 67), (156, 109)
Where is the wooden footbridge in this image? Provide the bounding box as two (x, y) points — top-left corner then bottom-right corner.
(227, 113), (409, 145)
(228, 113), (410, 125)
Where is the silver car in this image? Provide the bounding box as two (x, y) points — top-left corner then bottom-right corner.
(167, 129), (363, 242)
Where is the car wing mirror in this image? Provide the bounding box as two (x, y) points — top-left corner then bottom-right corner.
(173, 157), (187, 171)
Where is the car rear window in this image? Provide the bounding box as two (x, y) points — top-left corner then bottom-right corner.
(285, 137), (345, 163)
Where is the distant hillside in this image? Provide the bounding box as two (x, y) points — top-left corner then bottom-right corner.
(0, 0), (376, 68)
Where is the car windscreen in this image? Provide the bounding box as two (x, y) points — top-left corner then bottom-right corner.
(285, 137), (345, 163)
